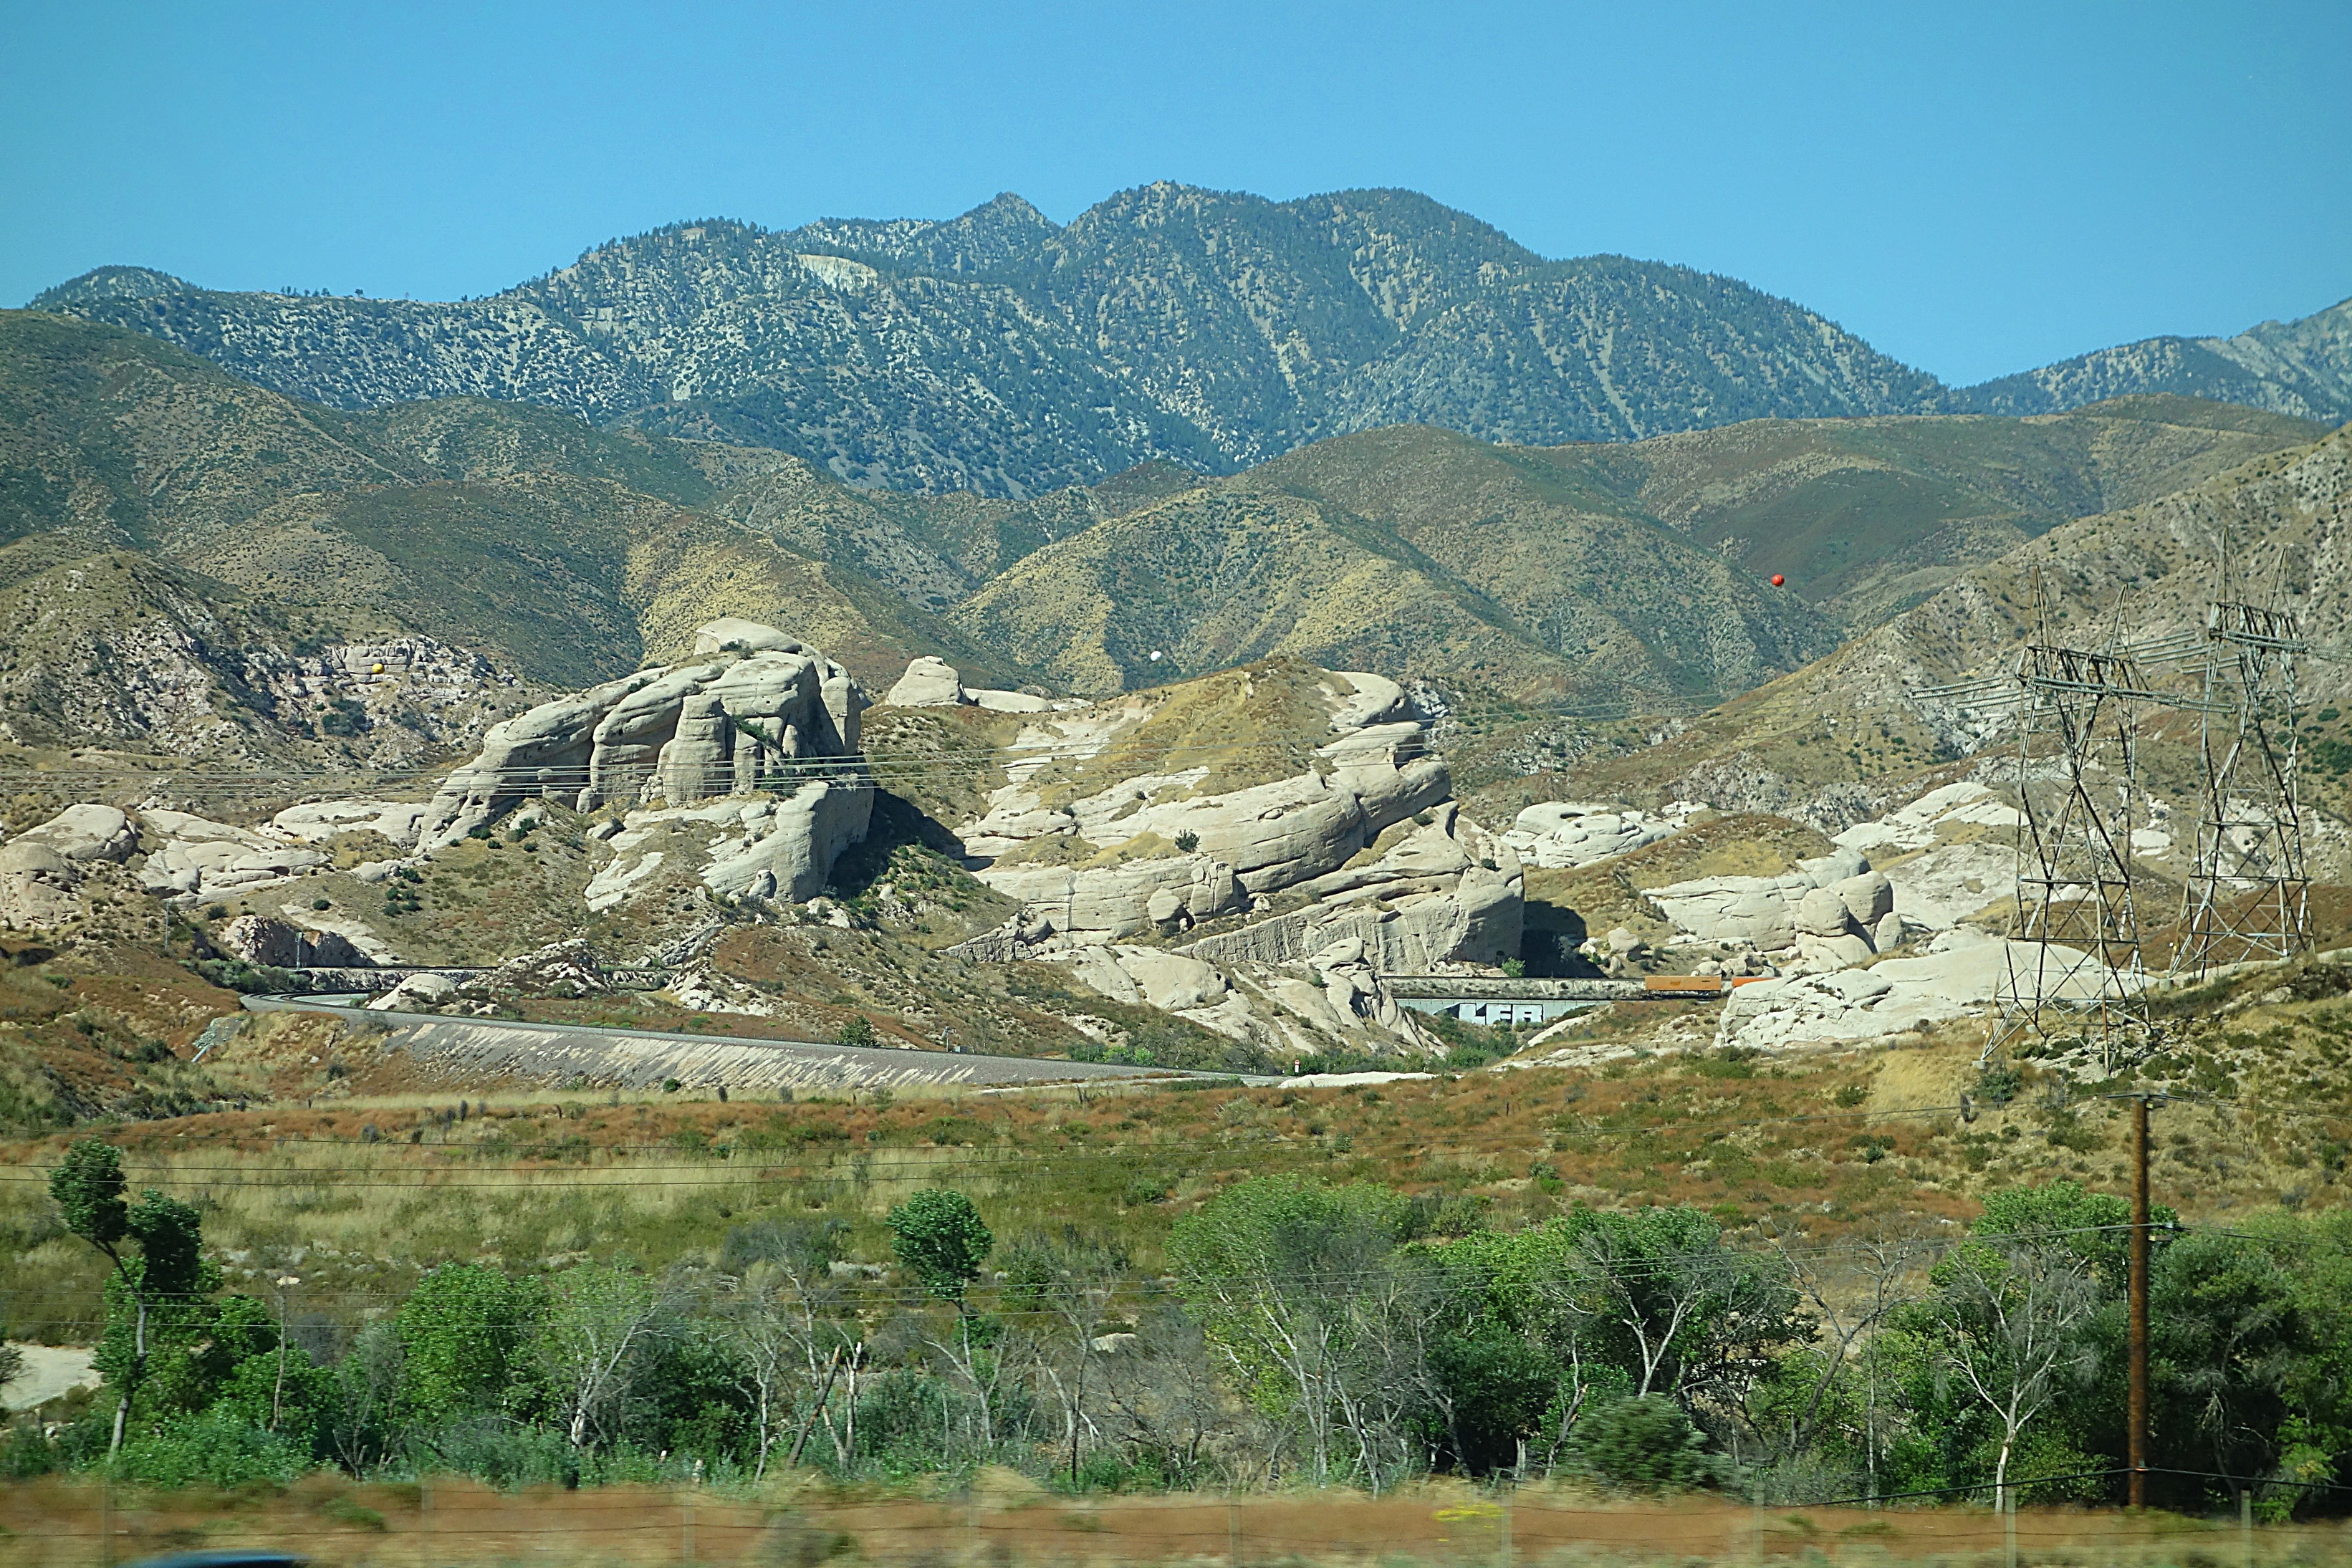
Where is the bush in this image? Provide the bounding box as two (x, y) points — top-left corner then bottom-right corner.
(110, 1413), (309, 1487)
(1573, 1396), (1722, 1491)
(837, 1016), (878, 1048)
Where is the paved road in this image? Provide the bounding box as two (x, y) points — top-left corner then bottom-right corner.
(246, 996), (1225, 1093)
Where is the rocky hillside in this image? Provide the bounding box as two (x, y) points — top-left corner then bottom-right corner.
(1967, 294), (2352, 425)
(1551, 420), (2352, 847)
(32, 186), (1959, 496)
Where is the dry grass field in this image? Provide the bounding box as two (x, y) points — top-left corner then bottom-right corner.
(0, 1472), (2338, 1568)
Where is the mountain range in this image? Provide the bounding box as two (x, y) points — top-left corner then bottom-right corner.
(28, 185), (2349, 504)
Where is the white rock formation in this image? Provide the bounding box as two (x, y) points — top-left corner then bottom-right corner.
(1874, 842), (2015, 932)
(966, 697), (1453, 946)
(418, 621), (867, 847)
(1184, 804), (1524, 972)
(0, 842), (82, 929)
(1833, 781), (2023, 857)
(968, 689), (1055, 713)
(1714, 928), (2134, 1052)
(270, 799), (429, 847)
(368, 972), (456, 1011)
(217, 915), (370, 968)
(1504, 802), (1683, 869)
(137, 810), (327, 902)
(1641, 847), (1871, 954)
(884, 656), (969, 708)
(14, 805), (138, 863)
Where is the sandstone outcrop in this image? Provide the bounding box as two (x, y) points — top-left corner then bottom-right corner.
(13, 805), (138, 864)
(0, 842), (84, 930)
(0, 804), (145, 928)
(368, 972), (456, 1011)
(1179, 804), (1523, 972)
(960, 678), (1451, 946)
(137, 810), (328, 902)
(585, 781), (875, 909)
(1504, 802), (1683, 869)
(418, 620), (868, 847)
(1640, 846), (1916, 971)
(1713, 928), (2136, 1052)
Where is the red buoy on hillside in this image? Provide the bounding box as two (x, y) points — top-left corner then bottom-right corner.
(1770, 574), (1785, 587)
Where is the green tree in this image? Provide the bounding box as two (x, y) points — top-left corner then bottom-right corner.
(1549, 1206), (1803, 1403)
(1168, 1176), (1413, 1487)
(540, 1261), (667, 1448)
(1911, 1218), (2101, 1510)
(887, 1190), (993, 1311)
(49, 1140), (212, 1453)
(395, 1263), (545, 1424)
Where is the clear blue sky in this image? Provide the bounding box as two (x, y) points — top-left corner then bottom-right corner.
(4, 0), (2346, 386)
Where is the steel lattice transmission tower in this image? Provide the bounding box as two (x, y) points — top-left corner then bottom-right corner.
(1919, 575), (2174, 1071)
(2178, 587), (2310, 976)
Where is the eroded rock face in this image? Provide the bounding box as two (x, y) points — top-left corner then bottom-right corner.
(585, 780), (876, 910)
(217, 915), (370, 968)
(963, 686), (1452, 944)
(418, 620), (867, 847)
(1183, 805), (1524, 972)
(0, 842), (82, 929)
(1641, 847), (1881, 963)
(459, 938), (608, 1001)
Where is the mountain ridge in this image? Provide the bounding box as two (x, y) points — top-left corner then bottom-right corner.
(1964, 294), (2352, 425)
(29, 183), (1959, 497)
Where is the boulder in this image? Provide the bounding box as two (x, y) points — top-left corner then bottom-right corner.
(1111, 948), (1229, 1011)
(368, 972), (457, 1011)
(1796, 885), (1856, 938)
(885, 656), (969, 708)
(1065, 946), (1142, 1006)
(1795, 932), (1875, 971)
(1834, 870), (1895, 927)
(14, 804), (137, 863)
(1874, 911), (1906, 951)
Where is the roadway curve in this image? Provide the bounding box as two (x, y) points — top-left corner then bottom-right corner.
(245, 996), (1216, 1094)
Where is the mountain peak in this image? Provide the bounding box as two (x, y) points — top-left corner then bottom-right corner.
(29, 264), (191, 309)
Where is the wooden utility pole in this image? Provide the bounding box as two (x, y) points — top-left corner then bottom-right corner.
(2129, 1094), (2152, 1509)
